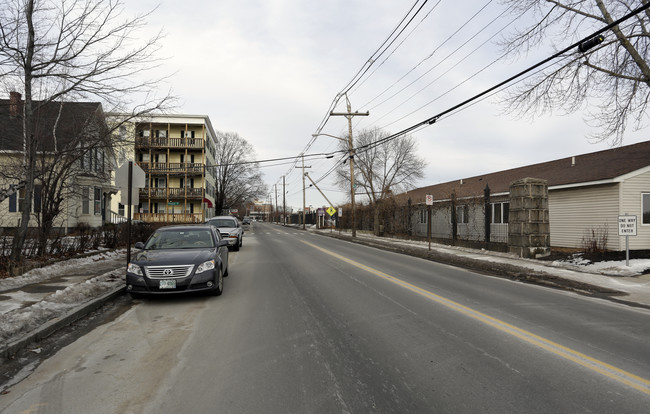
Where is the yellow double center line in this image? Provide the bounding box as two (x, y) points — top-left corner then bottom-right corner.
(302, 240), (650, 395)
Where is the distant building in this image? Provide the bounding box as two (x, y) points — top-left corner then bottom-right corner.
(0, 92), (117, 231)
(408, 140), (650, 251)
(109, 113), (218, 224)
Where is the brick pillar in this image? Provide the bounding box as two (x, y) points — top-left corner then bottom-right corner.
(508, 177), (550, 258)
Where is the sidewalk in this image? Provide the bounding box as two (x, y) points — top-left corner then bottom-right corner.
(0, 250), (126, 359)
(2, 230), (650, 360)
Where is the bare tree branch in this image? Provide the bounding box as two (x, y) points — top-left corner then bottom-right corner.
(499, 0), (650, 144)
(0, 0), (176, 261)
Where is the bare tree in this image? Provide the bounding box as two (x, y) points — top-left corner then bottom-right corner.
(498, 0), (650, 145)
(34, 103), (113, 255)
(336, 127), (426, 235)
(212, 131), (267, 215)
(0, 0), (174, 261)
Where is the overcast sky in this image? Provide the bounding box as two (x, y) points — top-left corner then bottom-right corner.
(128, 0), (648, 212)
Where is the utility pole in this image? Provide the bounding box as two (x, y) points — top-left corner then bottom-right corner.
(282, 176), (286, 226)
(274, 184), (278, 223)
(301, 155), (311, 230)
(330, 94), (368, 237)
(302, 155), (306, 230)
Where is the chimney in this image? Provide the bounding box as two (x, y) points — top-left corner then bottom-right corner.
(571, 156), (576, 167)
(9, 91), (21, 117)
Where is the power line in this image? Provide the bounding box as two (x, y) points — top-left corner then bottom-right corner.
(355, 1), (650, 155)
(280, 1), (431, 188)
(358, 0), (503, 110)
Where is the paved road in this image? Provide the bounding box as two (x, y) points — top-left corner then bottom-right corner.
(1, 222), (649, 413)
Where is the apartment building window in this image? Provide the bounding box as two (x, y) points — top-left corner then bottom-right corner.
(182, 130), (195, 138)
(118, 203), (125, 216)
(155, 129), (167, 138)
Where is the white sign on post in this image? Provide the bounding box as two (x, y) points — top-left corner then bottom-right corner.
(618, 215), (637, 236)
(425, 194), (433, 205)
(115, 162), (146, 205)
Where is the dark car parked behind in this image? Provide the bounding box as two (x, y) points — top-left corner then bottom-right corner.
(126, 225), (229, 298)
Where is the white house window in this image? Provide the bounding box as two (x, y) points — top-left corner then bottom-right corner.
(419, 209), (427, 224)
(94, 187), (101, 215)
(643, 193), (650, 224)
(491, 202), (509, 224)
(84, 150), (92, 171)
(18, 188), (26, 212)
(456, 205), (469, 224)
(82, 187), (90, 214)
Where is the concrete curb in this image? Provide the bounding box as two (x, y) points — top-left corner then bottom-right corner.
(1, 285), (126, 360)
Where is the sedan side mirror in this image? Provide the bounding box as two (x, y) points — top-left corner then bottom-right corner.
(135, 242), (145, 249)
(218, 240), (229, 248)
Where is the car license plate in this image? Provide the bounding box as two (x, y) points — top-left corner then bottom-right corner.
(159, 279), (176, 289)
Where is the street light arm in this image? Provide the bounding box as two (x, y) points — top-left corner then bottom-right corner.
(312, 133), (347, 142)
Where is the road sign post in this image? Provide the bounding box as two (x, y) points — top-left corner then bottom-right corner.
(426, 195), (433, 250)
(116, 161), (146, 267)
(618, 214), (637, 266)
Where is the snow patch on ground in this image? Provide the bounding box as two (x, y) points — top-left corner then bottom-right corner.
(0, 250), (123, 291)
(0, 270), (123, 343)
(550, 253), (650, 277)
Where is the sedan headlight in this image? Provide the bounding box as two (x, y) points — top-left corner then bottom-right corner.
(196, 259), (215, 274)
(228, 232), (238, 239)
(127, 263), (143, 276)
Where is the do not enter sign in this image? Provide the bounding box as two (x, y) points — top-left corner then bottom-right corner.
(618, 215), (637, 236)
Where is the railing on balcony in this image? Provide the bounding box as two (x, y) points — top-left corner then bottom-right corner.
(135, 137), (204, 149)
(137, 162), (205, 175)
(139, 187), (204, 199)
(134, 212), (203, 224)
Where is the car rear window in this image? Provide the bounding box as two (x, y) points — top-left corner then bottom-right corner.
(209, 219), (236, 228)
(145, 230), (214, 249)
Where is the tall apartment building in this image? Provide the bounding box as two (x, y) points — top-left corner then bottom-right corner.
(112, 114), (218, 223)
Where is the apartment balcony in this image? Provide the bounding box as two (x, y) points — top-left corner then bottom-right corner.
(134, 212), (203, 224)
(137, 162), (205, 175)
(135, 137), (204, 150)
(139, 187), (205, 199)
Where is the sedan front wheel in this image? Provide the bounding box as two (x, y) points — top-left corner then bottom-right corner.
(209, 267), (223, 296)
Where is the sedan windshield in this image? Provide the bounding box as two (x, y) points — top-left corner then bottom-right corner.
(209, 219), (237, 228)
(144, 230), (214, 249)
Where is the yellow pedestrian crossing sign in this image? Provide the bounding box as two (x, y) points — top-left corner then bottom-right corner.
(326, 206), (337, 216)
